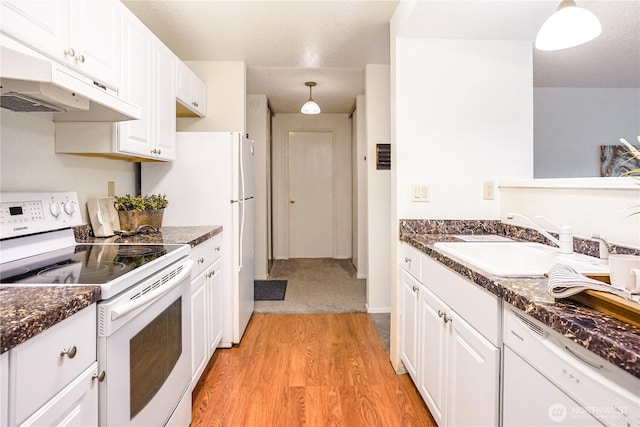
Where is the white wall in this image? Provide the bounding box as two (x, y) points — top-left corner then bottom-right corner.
(247, 94), (270, 279)
(395, 38), (534, 220)
(271, 114), (352, 259)
(500, 178), (640, 248)
(366, 64), (391, 313)
(0, 110), (137, 223)
(177, 61), (246, 133)
(534, 88), (640, 178)
(354, 95), (368, 279)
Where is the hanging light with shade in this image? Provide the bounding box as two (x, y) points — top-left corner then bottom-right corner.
(535, 0), (602, 51)
(300, 81), (321, 114)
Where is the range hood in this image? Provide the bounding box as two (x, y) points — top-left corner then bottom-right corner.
(0, 36), (140, 122)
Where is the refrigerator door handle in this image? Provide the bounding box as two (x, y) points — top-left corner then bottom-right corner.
(238, 133), (245, 271)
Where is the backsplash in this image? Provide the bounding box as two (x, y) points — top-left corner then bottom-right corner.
(399, 219), (640, 257)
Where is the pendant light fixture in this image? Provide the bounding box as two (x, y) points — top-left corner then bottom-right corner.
(300, 81), (321, 115)
(535, 0), (602, 51)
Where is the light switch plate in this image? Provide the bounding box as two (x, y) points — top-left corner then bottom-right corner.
(412, 185), (430, 202)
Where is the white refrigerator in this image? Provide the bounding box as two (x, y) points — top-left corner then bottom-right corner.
(141, 132), (254, 346)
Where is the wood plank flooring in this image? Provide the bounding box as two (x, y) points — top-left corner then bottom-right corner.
(191, 313), (436, 427)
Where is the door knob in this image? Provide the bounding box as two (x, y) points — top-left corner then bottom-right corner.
(290, 199), (296, 204)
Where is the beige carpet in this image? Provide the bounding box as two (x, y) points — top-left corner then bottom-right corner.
(254, 258), (366, 314)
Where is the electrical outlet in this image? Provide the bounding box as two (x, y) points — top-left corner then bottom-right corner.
(412, 185), (430, 202)
(107, 181), (115, 197)
(483, 181), (495, 200)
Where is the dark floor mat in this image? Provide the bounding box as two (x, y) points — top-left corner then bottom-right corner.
(254, 280), (287, 300)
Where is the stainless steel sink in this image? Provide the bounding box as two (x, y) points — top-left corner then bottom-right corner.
(433, 241), (608, 277)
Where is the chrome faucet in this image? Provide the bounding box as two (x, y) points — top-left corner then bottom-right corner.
(591, 233), (611, 264)
(506, 212), (573, 254)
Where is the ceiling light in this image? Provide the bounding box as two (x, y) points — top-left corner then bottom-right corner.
(535, 0), (602, 51)
(300, 81), (321, 115)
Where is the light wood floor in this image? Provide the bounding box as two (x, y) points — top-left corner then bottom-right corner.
(191, 313), (436, 427)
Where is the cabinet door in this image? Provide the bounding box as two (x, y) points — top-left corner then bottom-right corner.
(153, 39), (176, 160)
(400, 269), (420, 379)
(0, 0), (69, 61)
(207, 258), (224, 355)
(118, 7), (152, 157)
(19, 363), (99, 427)
(68, 0), (120, 89)
(418, 285), (448, 426)
(193, 75), (207, 116)
(191, 272), (207, 384)
(447, 311), (500, 427)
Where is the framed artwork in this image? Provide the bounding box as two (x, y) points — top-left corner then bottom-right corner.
(600, 145), (640, 177)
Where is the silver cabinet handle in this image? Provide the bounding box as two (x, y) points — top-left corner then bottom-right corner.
(64, 47), (75, 57)
(412, 285), (419, 293)
(92, 371), (106, 382)
(157, 149), (161, 155)
(437, 310), (452, 323)
(215, 246), (221, 251)
(61, 346), (77, 359)
(75, 54), (85, 63)
(197, 258), (205, 264)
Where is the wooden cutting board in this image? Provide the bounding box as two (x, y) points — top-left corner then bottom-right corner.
(567, 274), (640, 328)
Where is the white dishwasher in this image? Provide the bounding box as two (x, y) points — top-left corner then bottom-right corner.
(503, 305), (639, 427)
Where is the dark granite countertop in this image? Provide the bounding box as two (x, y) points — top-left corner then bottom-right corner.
(0, 226), (221, 354)
(75, 225), (223, 247)
(0, 286), (100, 354)
(400, 226), (640, 380)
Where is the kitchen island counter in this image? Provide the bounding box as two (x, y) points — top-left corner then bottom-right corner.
(400, 220), (640, 380)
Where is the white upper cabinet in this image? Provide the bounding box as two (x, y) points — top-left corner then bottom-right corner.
(57, 6), (176, 161)
(118, 6), (153, 157)
(117, 7), (176, 160)
(1, 0), (121, 90)
(176, 59), (207, 117)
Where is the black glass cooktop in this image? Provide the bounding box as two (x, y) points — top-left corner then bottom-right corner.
(0, 243), (186, 285)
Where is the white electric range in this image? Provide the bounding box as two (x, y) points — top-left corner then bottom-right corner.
(0, 191), (193, 427)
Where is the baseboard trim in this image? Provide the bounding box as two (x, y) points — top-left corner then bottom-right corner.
(367, 306), (391, 314)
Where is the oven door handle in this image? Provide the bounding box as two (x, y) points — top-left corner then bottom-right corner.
(111, 259), (194, 321)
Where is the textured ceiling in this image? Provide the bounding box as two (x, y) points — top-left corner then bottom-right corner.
(123, 0), (640, 114)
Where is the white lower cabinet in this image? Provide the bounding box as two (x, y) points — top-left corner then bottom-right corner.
(19, 363), (99, 427)
(400, 269), (420, 379)
(189, 236), (223, 390)
(6, 304), (99, 427)
(400, 243), (501, 427)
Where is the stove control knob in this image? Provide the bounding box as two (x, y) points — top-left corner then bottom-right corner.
(64, 201), (76, 216)
(49, 203), (61, 218)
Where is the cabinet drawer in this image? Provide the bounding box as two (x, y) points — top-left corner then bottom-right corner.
(10, 305), (96, 426)
(401, 243), (423, 282)
(423, 257), (501, 346)
(18, 362), (98, 427)
(190, 234), (222, 279)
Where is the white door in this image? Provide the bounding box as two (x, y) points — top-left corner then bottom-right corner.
(288, 131), (333, 258)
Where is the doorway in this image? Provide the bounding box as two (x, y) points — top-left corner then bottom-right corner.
(287, 131), (334, 258)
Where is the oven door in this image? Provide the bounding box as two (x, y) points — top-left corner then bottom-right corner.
(97, 257), (193, 427)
